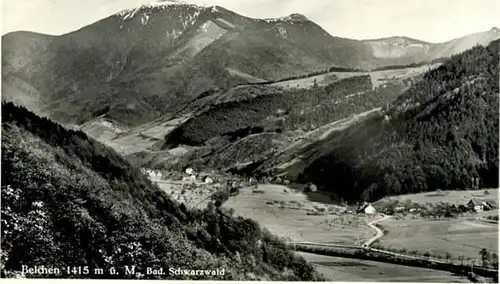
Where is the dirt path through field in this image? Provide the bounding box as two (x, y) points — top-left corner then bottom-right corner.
(364, 214), (391, 247)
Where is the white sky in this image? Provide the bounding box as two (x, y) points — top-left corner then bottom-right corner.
(2, 0), (499, 42)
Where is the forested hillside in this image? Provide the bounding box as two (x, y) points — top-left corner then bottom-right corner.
(165, 75), (377, 146)
(300, 40), (499, 202)
(0, 102), (323, 280)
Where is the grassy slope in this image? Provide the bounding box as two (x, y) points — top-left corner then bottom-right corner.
(300, 40), (499, 202)
(0, 102), (324, 280)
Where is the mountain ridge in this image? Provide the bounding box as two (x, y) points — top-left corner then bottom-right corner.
(2, 2), (499, 132)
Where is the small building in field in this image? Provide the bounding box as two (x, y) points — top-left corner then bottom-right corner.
(203, 176), (214, 184)
(449, 204), (459, 213)
(394, 206), (406, 212)
(357, 202), (376, 215)
(467, 199), (484, 212)
(305, 183), (317, 192)
(185, 167), (196, 176)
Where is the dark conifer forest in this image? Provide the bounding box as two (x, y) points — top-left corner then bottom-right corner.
(300, 40), (499, 202)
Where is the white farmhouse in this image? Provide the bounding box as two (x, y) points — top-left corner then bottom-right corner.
(394, 206), (406, 212)
(357, 202), (376, 215)
(364, 204), (376, 215)
(185, 167), (196, 175)
(147, 169), (161, 179)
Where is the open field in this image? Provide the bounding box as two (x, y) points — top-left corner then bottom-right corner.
(223, 184), (376, 244)
(298, 252), (470, 282)
(270, 63), (440, 90)
(226, 68), (267, 83)
(85, 113), (192, 155)
(375, 188), (499, 207)
(369, 63), (441, 87)
(270, 71), (361, 89)
(378, 217), (498, 260)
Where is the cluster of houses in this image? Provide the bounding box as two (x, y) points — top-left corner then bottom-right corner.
(141, 168), (163, 179)
(346, 198), (495, 217)
(181, 167), (215, 184)
(465, 198), (495, 212)
(433, 199), (495, 214)
(141, 168), (297, 193)
(141, 167), (215, 184)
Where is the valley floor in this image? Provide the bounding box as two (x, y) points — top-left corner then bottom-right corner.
(377, 216), (498, 261)
(298, 252), (471, 282)
(222, 183), (374, 244)
(149, 175), (497, 281)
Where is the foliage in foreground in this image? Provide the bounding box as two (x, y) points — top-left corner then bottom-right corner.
(0, 102), (324, 281)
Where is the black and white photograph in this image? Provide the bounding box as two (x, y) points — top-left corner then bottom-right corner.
(1, 0), (499, 282)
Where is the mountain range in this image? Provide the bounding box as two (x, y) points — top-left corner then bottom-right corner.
(2, 1), (499, 280)
(2, 1), (499, 128)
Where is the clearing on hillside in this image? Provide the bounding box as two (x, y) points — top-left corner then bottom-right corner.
(269, 63), (440, 90)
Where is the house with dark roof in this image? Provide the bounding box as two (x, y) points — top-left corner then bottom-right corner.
(467, 199), (484, 212)
(449, 204), (459, 213)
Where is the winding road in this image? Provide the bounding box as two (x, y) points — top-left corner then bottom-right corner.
(363, 214), (392, 247)
(284, 212), (498, 277)
(284, 214), (392, 249)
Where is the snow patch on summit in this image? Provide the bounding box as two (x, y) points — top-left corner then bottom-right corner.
(141, 14), (150, 25)
(116, 0), (215, 21)
(263, 13), (309, 24)
(277, 26), (287, 38)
